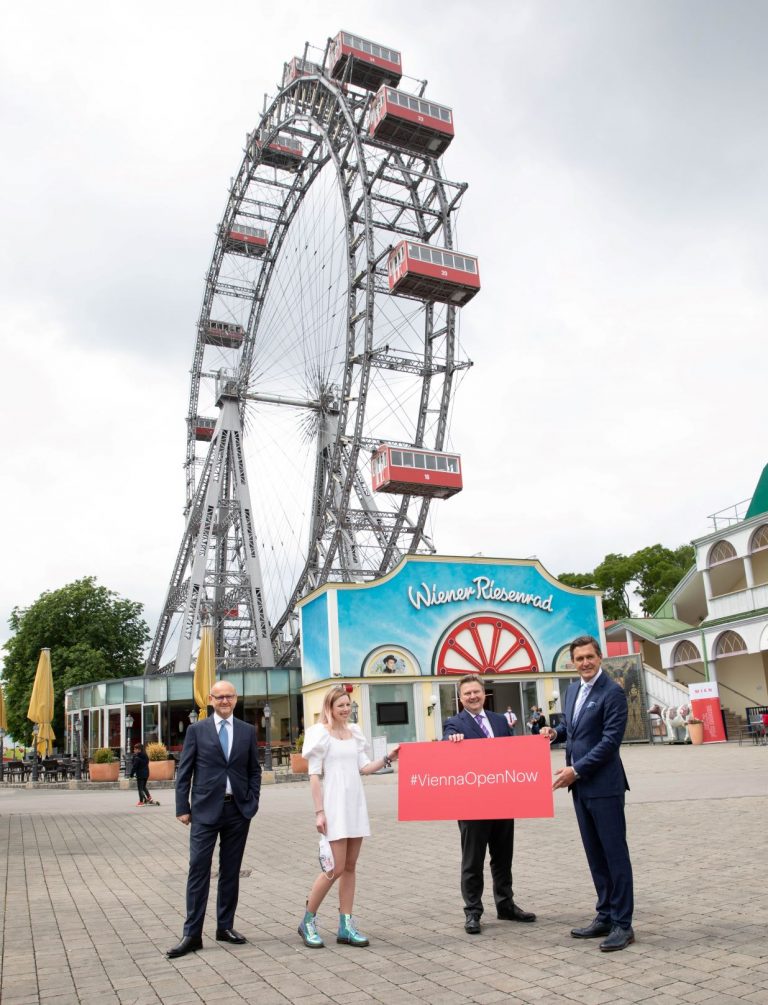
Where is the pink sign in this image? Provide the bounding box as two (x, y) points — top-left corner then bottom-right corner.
(398, 737), (554, 821)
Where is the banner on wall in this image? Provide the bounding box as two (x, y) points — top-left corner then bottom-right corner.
(688, 681), (727, 743)
(397, 737), (554, 821)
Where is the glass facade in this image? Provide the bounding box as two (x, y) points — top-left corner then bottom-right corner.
(64, 667), (302, 762)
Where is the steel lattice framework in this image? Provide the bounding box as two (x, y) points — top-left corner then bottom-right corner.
(146, 41), (473, 676)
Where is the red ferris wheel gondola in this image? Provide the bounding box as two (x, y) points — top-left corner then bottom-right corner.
(371, 444), (462, 499)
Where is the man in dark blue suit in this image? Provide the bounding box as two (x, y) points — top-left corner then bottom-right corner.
(542, 636), (634, 952)
(443, 674), (536, 935)
(167, 681), (262, 958)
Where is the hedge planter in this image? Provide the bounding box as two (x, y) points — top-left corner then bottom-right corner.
(89, 762), (120, 782)
(149, 759), (176, 781)
(290, 753), (308, 774)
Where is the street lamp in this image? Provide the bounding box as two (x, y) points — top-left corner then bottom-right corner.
(74, 716), (82, 780)
(0, 727), (5, 783)
(263, 702), (272, 771)
(125, 713), (134, 777)
(31, 724), (39, 782)
(188, 708), (198, 725)
(350, 700), (359, 724)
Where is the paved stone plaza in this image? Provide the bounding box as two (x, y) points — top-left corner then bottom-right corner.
(1, 742), (766, 1004)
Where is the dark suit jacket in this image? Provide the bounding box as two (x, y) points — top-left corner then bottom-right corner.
(554, 672), (629, 798)
(443, 708), (512, 741)
(175, 715), (262, 825)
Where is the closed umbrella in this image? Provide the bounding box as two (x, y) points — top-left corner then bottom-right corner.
(192, 627), (216, 720)
(27, 648), (55, 757)
(0, 683), (7, 732)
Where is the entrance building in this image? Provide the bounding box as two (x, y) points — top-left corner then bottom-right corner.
(64, 666), (302, 764)
(297, 555), (604, 743)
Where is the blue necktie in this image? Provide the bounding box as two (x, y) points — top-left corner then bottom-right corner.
(219, 720), (229, 759)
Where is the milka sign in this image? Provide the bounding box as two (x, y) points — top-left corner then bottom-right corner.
(407, 575), (554, 613)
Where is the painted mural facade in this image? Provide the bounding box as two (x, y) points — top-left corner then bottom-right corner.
(298, 555), (604, 743)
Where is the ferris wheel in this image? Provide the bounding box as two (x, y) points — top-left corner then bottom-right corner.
(146, 31), (480, 674)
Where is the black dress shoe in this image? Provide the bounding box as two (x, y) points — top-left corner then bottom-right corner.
(166, 935), (203, 958)
(215, 928), (247, 944)
(464, 914), (481, 934)
(497, 901), (536, 923)
(571, 916), (612, 939)
(599, 925), (635, 952)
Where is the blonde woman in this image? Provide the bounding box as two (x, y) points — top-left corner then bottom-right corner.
(298, 684), (399, 948)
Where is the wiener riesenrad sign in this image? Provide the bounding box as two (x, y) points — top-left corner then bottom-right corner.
(298, 555), (601, 683)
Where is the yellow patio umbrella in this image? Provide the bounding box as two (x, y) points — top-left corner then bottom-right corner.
(0, 683), (7, 732)
(192, 626), (216, 720)
(27, 648), (55, 756)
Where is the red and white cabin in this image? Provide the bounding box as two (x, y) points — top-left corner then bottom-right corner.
(387, 240), (480, 306)
(329, 31), (402, 91)
(194, 417), (217, 442)
(371, 444), (463, 499)
(369, 86), (454, 157)
(283, 56), (322, 86)
(204, 320), (244, 350)
(256, 133), (303, 172)
(224, 224), (268, 256)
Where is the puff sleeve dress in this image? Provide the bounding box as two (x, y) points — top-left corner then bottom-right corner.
(303, 723), (372, 841)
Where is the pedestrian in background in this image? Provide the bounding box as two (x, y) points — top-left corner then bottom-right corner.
(129, 743), (152, 806)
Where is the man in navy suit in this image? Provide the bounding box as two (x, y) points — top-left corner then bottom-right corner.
(542, 636), (634, 952)
(443, 674), (536, 934)
(167, 681), (262, 958)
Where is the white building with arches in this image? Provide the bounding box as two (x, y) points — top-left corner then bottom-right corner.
(606, 464), (768, 720)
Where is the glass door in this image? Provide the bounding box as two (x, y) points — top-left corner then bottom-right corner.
(106, 707), (122, 757)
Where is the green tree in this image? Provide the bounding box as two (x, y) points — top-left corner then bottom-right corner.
(632, 543), (695, 615)
(559, 542), (695, 621)
(557, 571), (597, 591)
(594, 552), (640, 620)
(2, 577), (149, 747)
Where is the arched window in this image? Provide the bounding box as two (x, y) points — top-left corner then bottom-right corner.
(714, 630), (747, 658)
(749, 524), (768, 587)
(750, 525), (768, 553)
(672, 640), (701, 665)
(708, 540), (737, 567)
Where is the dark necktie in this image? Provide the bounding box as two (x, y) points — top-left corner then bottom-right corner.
(474, 714), (492, 738)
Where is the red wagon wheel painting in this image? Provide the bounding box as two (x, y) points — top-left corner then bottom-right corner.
(435, 614), (540, 675)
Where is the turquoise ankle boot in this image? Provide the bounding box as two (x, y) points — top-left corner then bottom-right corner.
(298, 910), (324, 948)
(337, 913), (369, 947)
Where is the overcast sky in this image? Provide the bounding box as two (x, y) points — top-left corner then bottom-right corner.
(2, 0), (766, 659)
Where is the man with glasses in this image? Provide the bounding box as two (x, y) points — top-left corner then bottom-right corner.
(167, 681), (262, 958)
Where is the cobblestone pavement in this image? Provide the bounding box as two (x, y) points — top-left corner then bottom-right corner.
(1, 742), (766, 1004)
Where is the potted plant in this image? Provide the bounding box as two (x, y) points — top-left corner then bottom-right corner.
(89, 747), (120, 782)
(290, 732), (308, 774)
(146, 741), (176, 780)
(686, 718), (705, 745)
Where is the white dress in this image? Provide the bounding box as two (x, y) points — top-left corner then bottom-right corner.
(302, 723), (372, 841)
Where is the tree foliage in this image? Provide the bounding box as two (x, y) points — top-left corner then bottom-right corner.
(559, 543), (695, 621)
(2, 577), (149, 747)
